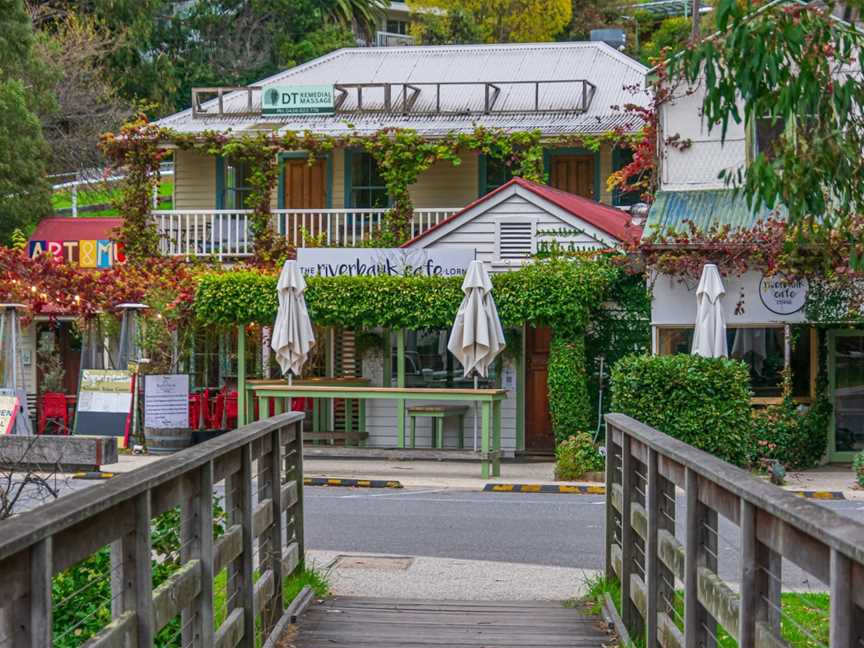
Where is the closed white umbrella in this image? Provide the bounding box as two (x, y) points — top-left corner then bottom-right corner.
(271, 260), (316, 381)
(448, 260), (506, 450)
(691, 263), (728, 358)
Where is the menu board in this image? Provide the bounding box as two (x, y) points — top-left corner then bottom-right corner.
(144, 374), (189, 429)
(75, 369), (133, 437)
(0, 394), (19, 434)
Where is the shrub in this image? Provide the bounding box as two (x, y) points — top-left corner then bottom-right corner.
(750, 396), (830, 470)
(853, 451), (864, 488)
(555, 432), (605, 480)
(610, 354), (753, 466)
(548, 333), (592, 444)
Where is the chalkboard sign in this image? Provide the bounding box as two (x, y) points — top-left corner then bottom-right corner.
(75, 369), (133, 437)
(144, 375), (189, 429)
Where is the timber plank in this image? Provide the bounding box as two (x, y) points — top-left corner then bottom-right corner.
(289, 597), (612, 648)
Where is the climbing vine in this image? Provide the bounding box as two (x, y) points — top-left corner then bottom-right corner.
(102, 118), (642, 265)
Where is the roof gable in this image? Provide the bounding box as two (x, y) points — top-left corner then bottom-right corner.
(403, 178), (641, 249)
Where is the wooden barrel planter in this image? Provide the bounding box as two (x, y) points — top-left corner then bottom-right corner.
(145, 427), (193, 454)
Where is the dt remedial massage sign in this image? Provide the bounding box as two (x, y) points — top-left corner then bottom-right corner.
(262, 84), (335, 115)
(296, 248), (474, 278)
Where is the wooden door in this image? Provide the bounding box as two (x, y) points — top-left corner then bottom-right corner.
(283, 158), (327, 208)
(525, 325), (555, 452)
(283, 158), (327, 244)
(549, 155), (595, 199)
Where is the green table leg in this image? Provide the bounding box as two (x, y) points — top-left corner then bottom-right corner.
(274, 397), (284, 415)
(458, 415), (465, 449)
(312, 399), (320, 445)
(492, 400), (502, 477)
(435, 417), (444, 449)
(409, 415), (416, 448)
(258, 396), (267, 423)
(397, 398), (406, 448)
(481, 401), (491, 479)
(359, 399), (367, 447)
(345, 399), (353, 446)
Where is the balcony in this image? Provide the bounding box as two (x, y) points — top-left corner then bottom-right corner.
(375, 31), (414, 47)
(152, 207), (458, 258)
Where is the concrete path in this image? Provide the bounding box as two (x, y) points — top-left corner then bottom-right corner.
(306, 550), (597, 601)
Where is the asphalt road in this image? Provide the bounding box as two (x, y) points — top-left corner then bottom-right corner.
(305, 486), (864, 587)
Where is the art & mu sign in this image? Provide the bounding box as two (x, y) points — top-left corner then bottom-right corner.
(28, 240), (126, 268)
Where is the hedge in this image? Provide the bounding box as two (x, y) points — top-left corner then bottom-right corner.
(193, 257), (619, 332)
(610, 354), (753, 466)
(548, 333), (592, 442)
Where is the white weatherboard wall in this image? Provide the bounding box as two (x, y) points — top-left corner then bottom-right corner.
(360, 348), (519, 454)
(406, 188), (618, 271)
(659, 82), (747, 191)
(651, 271), (807, 327)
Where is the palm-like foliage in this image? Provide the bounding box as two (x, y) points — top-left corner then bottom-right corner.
(315, 0), (388, 38)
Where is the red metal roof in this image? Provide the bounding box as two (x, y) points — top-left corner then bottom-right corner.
(29, 217), (123, 242)
(402, 177), (642, 247)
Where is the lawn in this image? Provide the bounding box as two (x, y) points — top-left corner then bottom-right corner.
(585, 575), (830, 648)
(51, 181), (173, 217)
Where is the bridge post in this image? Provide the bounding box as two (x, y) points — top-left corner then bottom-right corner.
(684, 468), (716, 648)
(28, 538), (52, 648)
(645, 448), (674, 648)
(619, 434), (644, 636)
(604, 426), (617, 581)
(263, 427), (286, 636)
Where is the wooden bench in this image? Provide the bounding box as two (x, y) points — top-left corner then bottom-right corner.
(407, 405), (469, 449)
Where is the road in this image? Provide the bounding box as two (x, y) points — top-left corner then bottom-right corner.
(305, 486), (864, 587)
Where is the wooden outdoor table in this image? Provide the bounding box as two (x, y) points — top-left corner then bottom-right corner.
(246, 385), (506, 478)
(248, 378), (371, 442)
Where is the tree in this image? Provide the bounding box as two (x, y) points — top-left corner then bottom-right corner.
(0, 0), (53, 241)
(674, 0), (864, 233)
(408, 0), (572, 43)
(31, 11), (132, 176)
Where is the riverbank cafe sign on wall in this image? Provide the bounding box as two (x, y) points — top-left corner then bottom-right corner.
(296, 248), (474, 277)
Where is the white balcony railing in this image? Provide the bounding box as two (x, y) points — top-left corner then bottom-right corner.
(152, 208), (458, 259)
(374, 31), (414, 47)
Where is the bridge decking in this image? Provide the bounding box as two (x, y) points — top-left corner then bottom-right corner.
(285, 596), (613, 647)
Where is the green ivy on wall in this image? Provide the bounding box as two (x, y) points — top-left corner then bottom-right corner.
(103, 119), (637, 264)
(194, 257), (629, 441)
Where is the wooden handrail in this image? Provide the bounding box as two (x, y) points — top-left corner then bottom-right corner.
(0, 412), (305, 648)
(605, 412), (864, 647)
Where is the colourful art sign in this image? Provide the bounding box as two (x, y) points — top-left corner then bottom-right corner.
(28, 240), (126, 268)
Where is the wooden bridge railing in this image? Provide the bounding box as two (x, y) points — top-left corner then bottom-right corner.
(605, 413), (864, 648)
(0, 411), (304, 648)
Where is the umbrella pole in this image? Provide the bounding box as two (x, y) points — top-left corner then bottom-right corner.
(473, 373), (478, 452)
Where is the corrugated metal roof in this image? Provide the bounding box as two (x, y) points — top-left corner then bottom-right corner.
(156, 42), (649, 137)
(642, 189), (787, 238)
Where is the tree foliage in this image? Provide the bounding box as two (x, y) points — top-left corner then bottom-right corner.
(674, 0), (864, 232)
(408, 0), (572, 43)
(0, 0), (53, 242)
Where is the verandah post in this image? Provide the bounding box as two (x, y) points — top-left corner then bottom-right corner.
(237, 325), (246, 427)
(396, 328), (406, 447)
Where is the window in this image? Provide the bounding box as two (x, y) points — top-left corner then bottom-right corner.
(611, 147), (641, 207)
(481, 156), (513, 196)
(349, 152), (388, 208)
(657, 326), (812, 398)
(497, 221), (535, 261)
(392, 330), (498, 388)
(386, 19), (408, 35)
(753, 116), (785, 162)
(222, 159), (252, 209)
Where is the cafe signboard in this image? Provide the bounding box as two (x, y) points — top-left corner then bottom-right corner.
(262, 85), (335, 116)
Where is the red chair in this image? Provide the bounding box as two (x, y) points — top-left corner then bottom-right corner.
(225, 391), (238, 429)
(39, 393), (69, 435)
(189, 394), (201, 430)
(211, 390), (225, 429)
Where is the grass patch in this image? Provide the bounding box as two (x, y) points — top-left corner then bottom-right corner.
(51, 181), (173, 216)
(583, 575), (829, 648)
